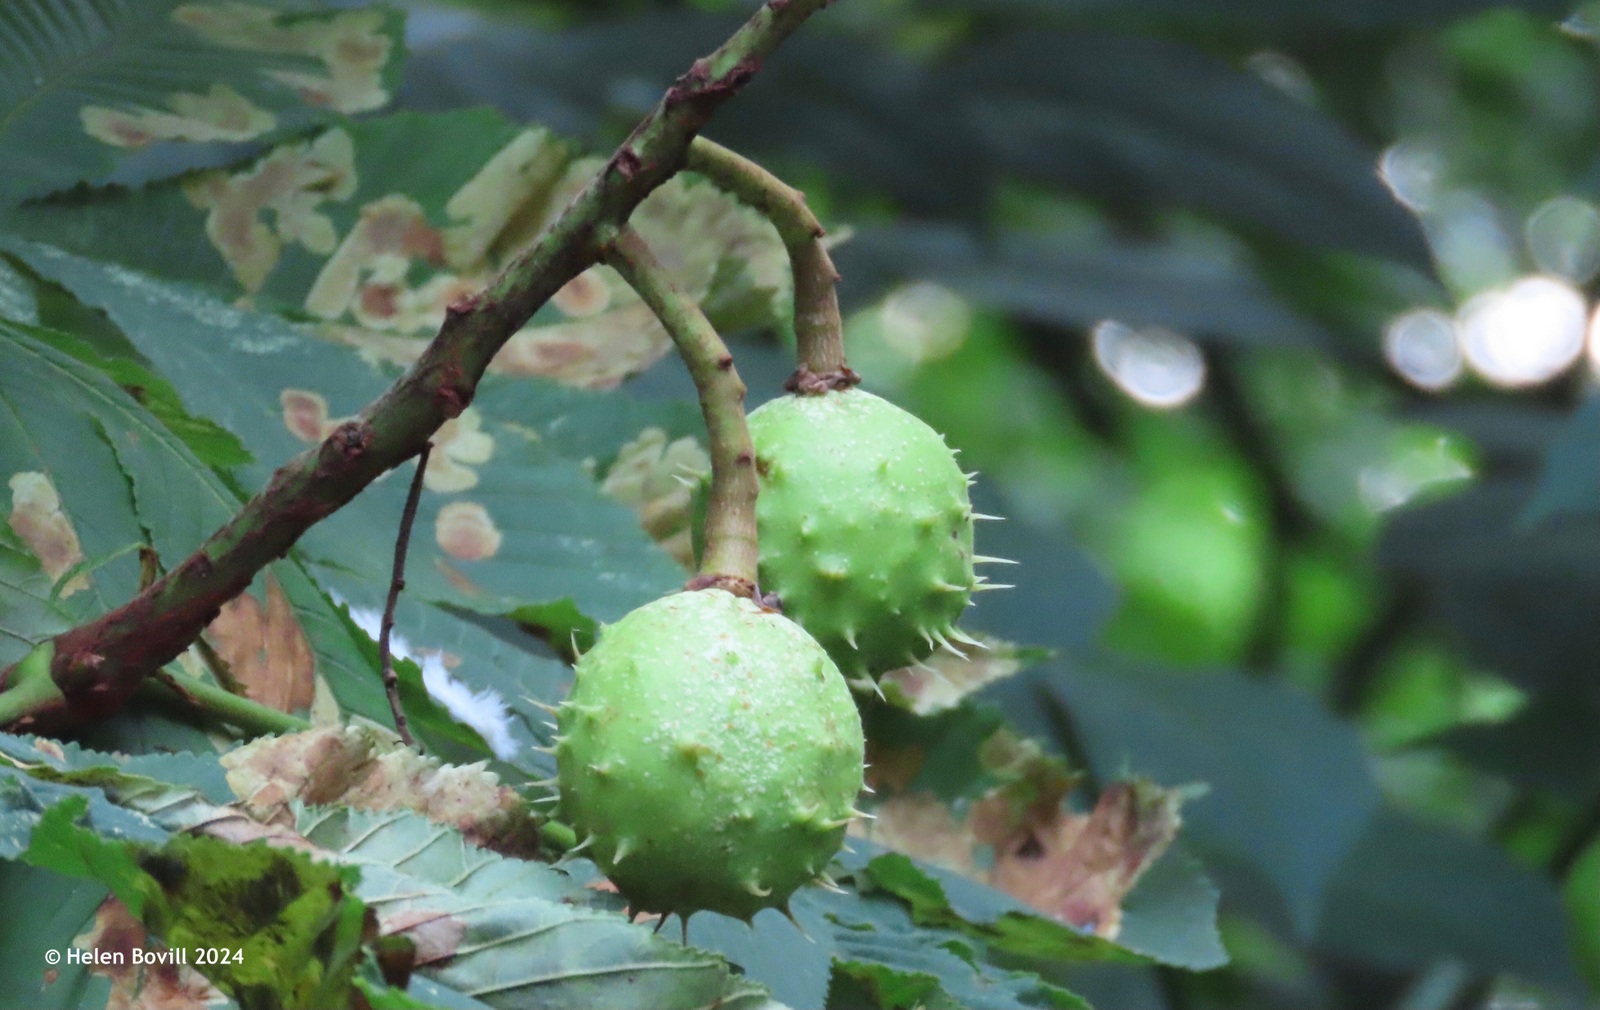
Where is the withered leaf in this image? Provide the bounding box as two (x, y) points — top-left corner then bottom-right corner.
(222, 723), (539, 855)
(204, 574), (315, 713)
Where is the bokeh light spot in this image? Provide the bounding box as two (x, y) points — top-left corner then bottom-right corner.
(1378, 143), (1443, 213)
(880, 282), (970, 364)
(1091, 321), (1206, 409)
(1525, 196), (1600, 284)
(1384, 309), (1463, 391)
(1457, 275), (1587, 387)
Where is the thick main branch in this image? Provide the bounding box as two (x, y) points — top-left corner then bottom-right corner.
(0, 0), (840, 730)
(603, 226), (760, 593)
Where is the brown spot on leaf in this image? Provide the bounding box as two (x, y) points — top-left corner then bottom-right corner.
(435, 502), (501, 561)
(551, 269), (613, 317)
(379, 909), (467, 966)
(358, 283), (400, 320)
(204, 574), (315, 713)
(81, 84), (276, 149)
(434, 559), (485, 596)
(598, 428), (708, 568)
(304, 195), (447, 326)
(7, 472), (89, 598)
(443, 128), (570, 268)
(185, 128), (356, 293)
(72, 898), (224, 1009)
(492, 303), (672, 388)
(423, 409), (494, 493)
(280, 389), (336, 443)
(173, 4), (393, 113)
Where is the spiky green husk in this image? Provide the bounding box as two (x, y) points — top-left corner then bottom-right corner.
(555, 588), (864, 920)
(747, 389), (975, 678)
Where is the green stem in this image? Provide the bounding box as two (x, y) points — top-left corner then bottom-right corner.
(603, 225), (761, 592)
(0, 0), (840, 732)
(144, 672), (311, 737)
(685, 137), (853, 389)
(0, 643), (65, 728)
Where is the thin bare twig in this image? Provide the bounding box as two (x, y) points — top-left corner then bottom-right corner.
(380, 444), (431, 748)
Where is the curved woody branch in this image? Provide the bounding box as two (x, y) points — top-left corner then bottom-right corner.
(0, 0), (842, 732)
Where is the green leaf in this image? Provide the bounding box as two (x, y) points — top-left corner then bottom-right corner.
(947, 31), (1428, 264)
(1381, 477), (1600, 693)
(141, 833), (377, 1010)
(0, 747), (173, 861)
(1114, 848), (1228, 970)
(0, 254), (37, 322)
(920, 0), (1574, 27)
(5, 108), (792, 384)
(1436, 690), (1600, 802)
(321, 575), (571, 777)
(1316, 807), (1585, 994)
(0, 316), (396, 736)
(0, 734), (492, 1009)
(32, 327), (254, 469)
(683, 845), (1097, 1010)
(816, 873), (1091, 1010)
(0, 0), (404, 207)
(295, 805), (785, 1010)
(0, 730), (231, 835)
(860, 843), (1225, 971)
(840, 224), (1336, 350)
(19, 796), (153, 913)
(0, 532), (78, 669)
(4, 240), (686, 637)
(1523, 394), (1600, 526)
(993, 660), (1383, 937)
(0, 864), (114, 1010)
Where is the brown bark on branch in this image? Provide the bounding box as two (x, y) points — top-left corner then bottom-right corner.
(0, 0), (841, 731)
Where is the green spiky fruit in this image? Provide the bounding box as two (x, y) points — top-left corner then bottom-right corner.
(746, 388), (977, 679)
(555, 588), (864, 920)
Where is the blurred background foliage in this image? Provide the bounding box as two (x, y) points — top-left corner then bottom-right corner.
(398, 0), (1599, 1006)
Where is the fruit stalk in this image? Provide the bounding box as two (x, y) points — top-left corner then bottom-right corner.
(686, 138), (855, 392)
(603, 225), (762, 592)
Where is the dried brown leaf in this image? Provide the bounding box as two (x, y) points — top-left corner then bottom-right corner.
(858, 725), (1183, 941)
(72, 898), (227, 1010)
(222, 723), (539, 855)
(204, 574), (315, 713)
(988, 781), (1182, 938)
(879, 637), (1026, 714)
(857, 794), (979, 878)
